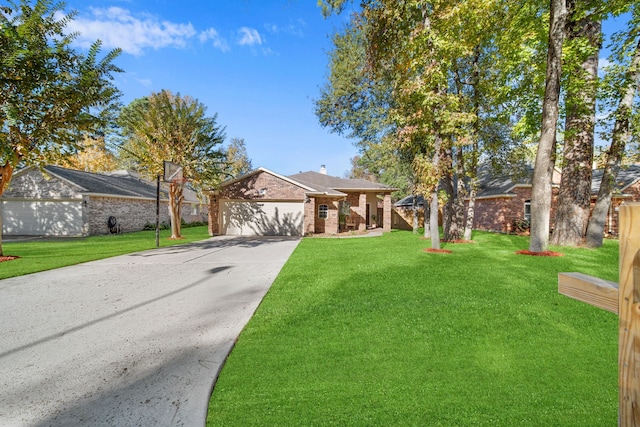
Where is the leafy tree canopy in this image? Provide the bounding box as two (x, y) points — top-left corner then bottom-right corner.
(0, 0), (122, 178)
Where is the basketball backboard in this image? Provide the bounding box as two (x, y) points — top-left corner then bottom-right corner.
(163, 161), (183, 182)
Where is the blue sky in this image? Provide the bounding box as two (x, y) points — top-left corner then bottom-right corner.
(62, 0), (357, 177)
(60, 1), (631, 177)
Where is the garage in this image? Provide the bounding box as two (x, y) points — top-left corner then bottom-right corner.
(2, 200), (84, 236)
(220, 200), (304, 236)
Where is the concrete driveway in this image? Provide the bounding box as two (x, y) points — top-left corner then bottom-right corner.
(0, 235), (300, 427)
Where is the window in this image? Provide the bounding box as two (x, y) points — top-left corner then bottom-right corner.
(318, 204), (328, 219)
(192, 203), (199, 215)
(524, 200), (531, 221)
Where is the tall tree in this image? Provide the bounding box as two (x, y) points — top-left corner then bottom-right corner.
(529, 0), (567, 253)
(319, 0), (549, 245)
(222, 137), (253, 179)
(586, 7), (640, 247)
(60, 135), (119, 172)
(551, 1), (602, 246)
(0, 0), (121, 255)
(117, 90), (226, 239)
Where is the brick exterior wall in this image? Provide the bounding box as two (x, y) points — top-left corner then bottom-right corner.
(345, 193), (364, 231)
(313, 196), (340, 234)
(208, 171), (307, 236)
(598, 182), (640, 236)
(88, 196), (174, 235)
(472, 187), (558, 233)
(304, 197), (315, 235)
(208, 170), (395, 236)
(219, 171), (307, 200)
(4, 167), (200, 236)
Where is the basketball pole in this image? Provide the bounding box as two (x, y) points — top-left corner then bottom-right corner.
(155, 175), (160, 248)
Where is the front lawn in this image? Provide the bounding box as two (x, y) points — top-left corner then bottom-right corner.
(207, 230), (618, 426)
(0, 226), (211, 279)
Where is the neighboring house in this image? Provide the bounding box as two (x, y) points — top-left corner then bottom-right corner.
(1, 165), (204, 237)
(393, 164), (640, 235)
(207, 166), (395, 236)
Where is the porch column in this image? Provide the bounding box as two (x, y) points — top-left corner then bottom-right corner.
(208, 192), (219, 236)
(304, 196), (316, 235)
(383, 193), (392, 232)
(358, 193), (367, 231)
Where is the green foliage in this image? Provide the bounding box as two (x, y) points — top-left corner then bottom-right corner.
(117, 90), (226, 190)
(0, 0), (122, 170)
(221, 137), (253, 180)
(208, 230), (618, 425)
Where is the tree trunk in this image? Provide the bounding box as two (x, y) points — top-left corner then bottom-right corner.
(442, 145), (464, 241)
(551, 5), (601, 246)
(585, 37), (640, 247)
(169, 181), (185, 239)
(464, 47), (481, 242)
(429, 191), (440, 248)
(0, 162), (16, 256)
(412, 194), (419, 234)
(423, 197), (431, 238)
(464, 186), (477, 241)
(429, 135), (442, 249)
(529, 0), (566, 253)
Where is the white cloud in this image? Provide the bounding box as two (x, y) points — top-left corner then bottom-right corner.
(66, 7), (197, 55)
(199, 28), (230, 52)
(136, 77), (152, 87)
(237, 27), (262, 46)
(265, 19), (306, 37)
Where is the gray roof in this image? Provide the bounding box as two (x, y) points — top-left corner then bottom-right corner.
(394, 163), (640, 207)
(46, 166), (166, 199)
(591, 164), (640, 194)
(288, 171), (394, 196)
(475, 163), (536, 198)
(395, 194), (426, 207)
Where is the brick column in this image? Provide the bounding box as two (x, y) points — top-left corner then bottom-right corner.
(208, 193), (219, 236)
(358, 193), (367, 231)
(304, 197), (315, 234)
(383, 193), (392, 232)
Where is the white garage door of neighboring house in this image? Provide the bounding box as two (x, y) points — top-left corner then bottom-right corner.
(2, 200), (84, 236)
(221, 200), (304, 236)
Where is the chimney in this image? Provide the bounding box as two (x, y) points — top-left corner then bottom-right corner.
(320, 165), (327, 175)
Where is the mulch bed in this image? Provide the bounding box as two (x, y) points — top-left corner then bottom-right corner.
(424, 248), (453, 254)
(0, 256), (20, 263)
(515, 250), (563, 257)
(441, 239), (474, 244)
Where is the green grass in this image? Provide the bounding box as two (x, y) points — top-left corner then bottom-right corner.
(207, 230), (619, 426)
(0, 226), (211, 279)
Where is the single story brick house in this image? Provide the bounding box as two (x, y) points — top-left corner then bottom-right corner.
(1, 165), (205, 237)
(208, 166), (395, 236)
(393, 164), (640, 235)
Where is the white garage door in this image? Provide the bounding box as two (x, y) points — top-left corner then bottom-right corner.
(221, 200), (304, 236)
(2, 200), (84, 236)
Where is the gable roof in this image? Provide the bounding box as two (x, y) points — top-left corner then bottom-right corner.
(216, 167), (395, 197)
(23, 165), (167, 200)
(475, 163), (538, 198)
(288, 171), (395, 196)
(6, 165), (172, 201)
(216, 167), (318, 193)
